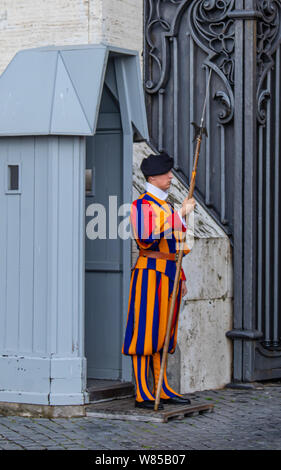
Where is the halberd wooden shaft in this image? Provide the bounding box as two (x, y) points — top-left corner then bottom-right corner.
(154, 135), (202, 411)
(154, 68), (212, 411)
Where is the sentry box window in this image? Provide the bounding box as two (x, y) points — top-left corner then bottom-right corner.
(5, 163), (21, 194)
(85, 168), (95, 197)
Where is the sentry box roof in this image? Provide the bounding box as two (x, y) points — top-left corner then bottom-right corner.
(0, 43), (148, 140)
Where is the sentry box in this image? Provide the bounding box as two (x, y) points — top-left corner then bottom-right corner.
(0, 44), (148, 411)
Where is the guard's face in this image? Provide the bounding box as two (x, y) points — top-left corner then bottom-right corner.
(149, 170), (173, 192)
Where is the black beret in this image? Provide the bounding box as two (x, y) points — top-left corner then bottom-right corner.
(140, 152), (174, 177)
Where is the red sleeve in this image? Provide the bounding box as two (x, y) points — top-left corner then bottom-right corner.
(181, 268), (186, 281)
(167, 211), (186, 232)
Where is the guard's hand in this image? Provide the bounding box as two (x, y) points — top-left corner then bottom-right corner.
(179, 197), (196, 218)
(181, 281), (187, 297)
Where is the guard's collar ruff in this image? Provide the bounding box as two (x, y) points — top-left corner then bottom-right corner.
(145, 182), (168, 201)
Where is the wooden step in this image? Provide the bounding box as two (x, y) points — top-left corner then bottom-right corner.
(86, 397), (214, 423)
(87, 379), (135, 403)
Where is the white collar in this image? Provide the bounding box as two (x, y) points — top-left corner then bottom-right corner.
(145, 182), (168, 201)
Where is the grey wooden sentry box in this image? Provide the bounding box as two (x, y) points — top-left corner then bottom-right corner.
(0, 44), (148, 406)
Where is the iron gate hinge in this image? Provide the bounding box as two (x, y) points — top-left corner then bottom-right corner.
(226, 329), (264, 340)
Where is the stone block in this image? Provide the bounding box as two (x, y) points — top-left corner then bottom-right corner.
(178, 298), (233, 393)
(182, 237), (233, 301)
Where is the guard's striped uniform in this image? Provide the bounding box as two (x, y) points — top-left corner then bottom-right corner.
(122, 190), (190, 402)
(131, 352), (182, 402)
(122, 191), (189, 356)
(122, 267), (183, 356)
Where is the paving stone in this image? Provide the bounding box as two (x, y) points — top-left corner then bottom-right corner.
(0, 384), (280, 450)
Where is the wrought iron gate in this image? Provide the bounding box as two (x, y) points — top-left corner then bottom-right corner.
(144, 0), (281, 382)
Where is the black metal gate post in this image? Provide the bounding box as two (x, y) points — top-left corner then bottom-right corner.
(226, 0), (260, 383)
(228, 0), (245, 383)
(242, 1), (259, 382)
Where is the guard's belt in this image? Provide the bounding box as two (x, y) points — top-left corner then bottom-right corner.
(139, 250), (177, 261)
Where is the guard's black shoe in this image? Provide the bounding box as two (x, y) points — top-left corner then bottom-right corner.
(135, 400), (164, 410)
(160, 396), (191, 405)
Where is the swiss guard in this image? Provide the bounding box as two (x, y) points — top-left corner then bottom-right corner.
(122, 151), (196, 409)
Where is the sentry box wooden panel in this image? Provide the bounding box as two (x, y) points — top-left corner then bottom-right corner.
(0, 44), (148, 406)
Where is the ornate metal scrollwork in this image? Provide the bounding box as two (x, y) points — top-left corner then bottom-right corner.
(144, 1), (281, 125)
(188, 0), (235, 123)
(189, 0), (235, 86)
(144, 0), (235, 123)
(214, 90), (232, 121)
(256, 0), (281, 124)
(144, 0), (173, 94)
(257, 89), (271, 125)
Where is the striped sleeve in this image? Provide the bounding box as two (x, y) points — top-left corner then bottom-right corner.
(130, 199), (158, 249)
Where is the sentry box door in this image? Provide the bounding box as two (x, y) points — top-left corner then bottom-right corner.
(85, 84), (124, 380)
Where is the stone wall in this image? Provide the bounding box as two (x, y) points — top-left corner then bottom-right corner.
(0, 0), (233, 394)
(0, 0), (143, 75)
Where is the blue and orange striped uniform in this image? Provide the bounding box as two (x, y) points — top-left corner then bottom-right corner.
(122, 190), (190, 402)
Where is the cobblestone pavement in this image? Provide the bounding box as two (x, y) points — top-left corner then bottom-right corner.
(0, 383), (280, 451)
